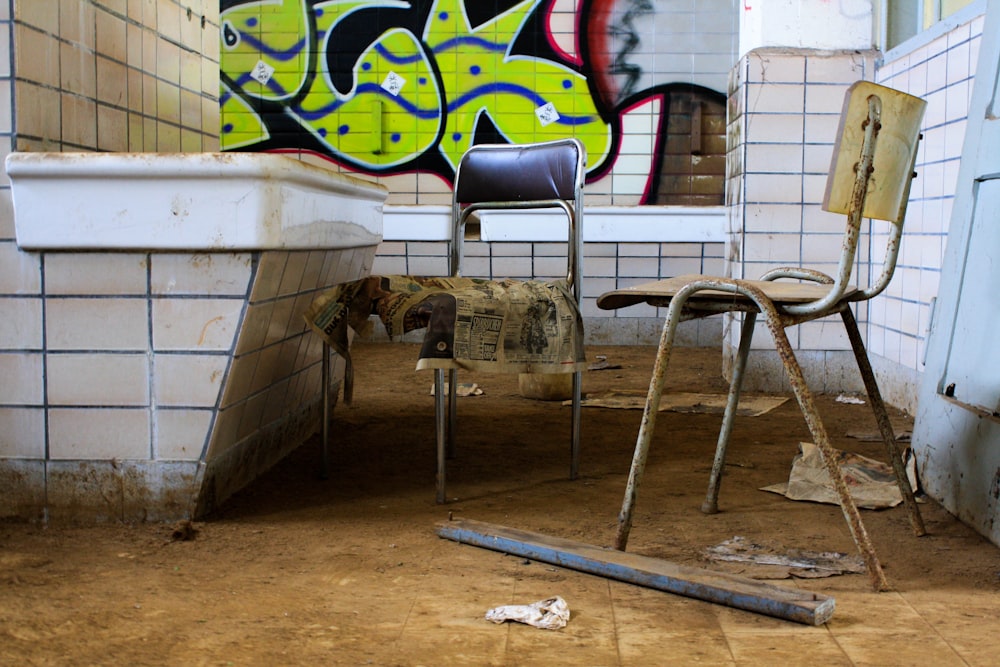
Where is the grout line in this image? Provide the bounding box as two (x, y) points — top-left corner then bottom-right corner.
(607, 578), (624, 667)
(896, 591), (972, 666)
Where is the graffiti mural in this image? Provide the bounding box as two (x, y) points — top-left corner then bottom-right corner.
(220, 0), (734, 204)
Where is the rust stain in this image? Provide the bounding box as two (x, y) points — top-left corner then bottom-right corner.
(198, 316), (225, 346)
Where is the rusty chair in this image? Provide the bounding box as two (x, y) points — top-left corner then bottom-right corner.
(595, 81), (926, 591)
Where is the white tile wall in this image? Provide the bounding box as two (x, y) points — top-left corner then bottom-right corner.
(154, 408), (212, 460)
(151, 253), (252, 295)
(45, 298), (148, 350)
(47, 353), (150, 406)
(370, 236), (725, 342)
(151, 298), (244, 351)
(48, 407), (150, 459)
(0, 407), (45, 457)
(0, 352), (44, 404)
(44, 253), (147, 294)
(876, 13), (981, 378)
(0, 242), (374, 503)
(153, 353), (228, 407)
(719, 9), (979, 402)
(0, 296), (42, 348)
(0, 240), (41, 293)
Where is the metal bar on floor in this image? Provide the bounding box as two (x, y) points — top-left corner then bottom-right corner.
(436, 518), (835, 626)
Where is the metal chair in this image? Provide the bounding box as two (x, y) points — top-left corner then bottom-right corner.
(433, 138), (586, 503)
(595, 81), (926, 591)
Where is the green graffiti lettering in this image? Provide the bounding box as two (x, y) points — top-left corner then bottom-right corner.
(220, 0), (612, 177)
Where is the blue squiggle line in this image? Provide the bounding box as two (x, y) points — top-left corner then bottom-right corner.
(448, 83), (594, 125)
(450, 82), (546, 108)
(431, 35), (509, 54)
(293, 82), (441, 121)
(235, 72), (291, 97)
(373, 43), (427, 65)
(237, 31), (308, 63)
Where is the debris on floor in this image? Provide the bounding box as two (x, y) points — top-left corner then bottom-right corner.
(587, 355), (622, 371)
(169, 520), (198, 542)
(439, 518), (835, 626)
(703, 536), (866, 579)
(835, 394), (866, 405)
(485, 596), (570, 630)
(846, 429), (912, 442)
(564, 389), (788, 417)
(428, 382), (484, 397)
(760, 441), (917, 509)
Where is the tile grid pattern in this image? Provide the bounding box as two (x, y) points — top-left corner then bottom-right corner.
(0, 0), (219, 514)
(720, 25), (979, 408)
(370, 239), (726, 345)
(41, 252), (249, 462)
(12, 0), (220, 153)
(206, 248), (368, 463)
(376, 579), (989, 665)
(0, 2), (384, 519)
(285, 1), (736, 210)
(1, 247), (369, 513)
(873, 14), (983, 374)
(727, 49), (879, 358)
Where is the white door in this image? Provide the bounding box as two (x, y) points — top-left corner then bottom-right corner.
(912, 0), (1000, 544)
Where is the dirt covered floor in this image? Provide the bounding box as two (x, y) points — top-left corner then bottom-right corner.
(2, 343), (1000, 666)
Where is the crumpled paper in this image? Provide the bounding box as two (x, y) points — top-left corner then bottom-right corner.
(485, 596), (570, 630)
(703, 535), (866, 579)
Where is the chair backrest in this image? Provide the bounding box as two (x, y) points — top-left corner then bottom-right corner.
(824, 81), (926, 223)
(450, 138), (586, 298)
(792, 81), (926, 314)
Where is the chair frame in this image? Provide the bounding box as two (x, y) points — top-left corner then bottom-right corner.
(434, 138), (586, 503)
(596, 82), (926, 592)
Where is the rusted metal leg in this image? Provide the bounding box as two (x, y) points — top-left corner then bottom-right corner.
(570, 370), (582, 480)
(764, 311), (890, 592)
(615, 299), (686, 551)
(702, 312), (757, 514)
(841, 308), (925, 536)
(435, 369), (447, 504)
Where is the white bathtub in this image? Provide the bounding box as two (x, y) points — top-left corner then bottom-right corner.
(6, 152), (386, 251)
(3, 151), (387, 521)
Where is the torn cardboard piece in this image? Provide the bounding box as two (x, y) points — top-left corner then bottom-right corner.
(564, 389), (788, 417)
(761, 442), (918, 510)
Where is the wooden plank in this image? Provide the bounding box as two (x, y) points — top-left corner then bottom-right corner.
(436, 518), (835, 626)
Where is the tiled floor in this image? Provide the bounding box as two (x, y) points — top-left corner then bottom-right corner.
(224, 343), (1000, 666)
(3, 343), (999, 666)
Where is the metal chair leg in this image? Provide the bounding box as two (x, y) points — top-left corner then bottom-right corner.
(435, 369), (447, 503)
(320, 342), (332, 480)
(446, 368), (458, 459)
(701, 312), (757, 514)
(762, 308), (890, 592)
(614, 299), (686, 551)
(841, 308), (925, 536)
(570, 370), (582, 480)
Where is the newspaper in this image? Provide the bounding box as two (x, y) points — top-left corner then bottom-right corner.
(565, 390), (788, 416)
(304, 275), (586, 401)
